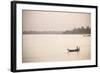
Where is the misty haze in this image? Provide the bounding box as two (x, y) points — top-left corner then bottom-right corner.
(22, 10), (91, 63)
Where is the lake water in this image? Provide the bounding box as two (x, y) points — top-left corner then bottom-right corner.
(22, 34), (91, 63)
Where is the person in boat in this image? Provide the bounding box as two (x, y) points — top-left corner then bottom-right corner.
(76, 46), (80, 51)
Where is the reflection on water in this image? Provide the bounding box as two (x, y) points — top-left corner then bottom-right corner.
(22, 34), (91, 63)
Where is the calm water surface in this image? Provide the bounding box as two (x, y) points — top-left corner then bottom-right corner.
(22, 34), (91, 63)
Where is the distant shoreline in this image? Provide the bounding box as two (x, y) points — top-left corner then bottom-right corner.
(23, 26), (91, 34)
(23, 31), (91, 34)
(23, 32), (91, 35)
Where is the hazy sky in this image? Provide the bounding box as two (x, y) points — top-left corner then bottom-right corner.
(22, 10), (91, 31)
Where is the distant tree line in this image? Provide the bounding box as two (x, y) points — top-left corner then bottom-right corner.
(63, 26), (91, 34)
(23, 26), (91, 34)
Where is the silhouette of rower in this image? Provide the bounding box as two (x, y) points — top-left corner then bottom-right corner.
(76, 46), (80, 51)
